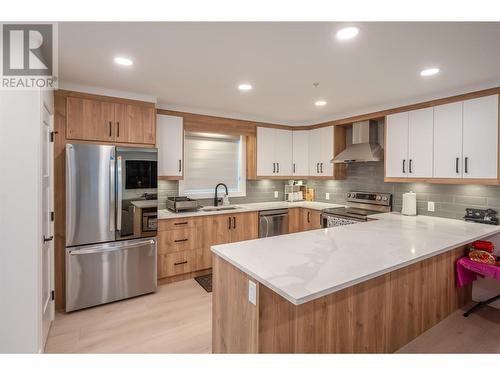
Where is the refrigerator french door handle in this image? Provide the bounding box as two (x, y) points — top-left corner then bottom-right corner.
(109, 152), (116, 233)
(116, 156), (123, 231)
(66, 145), (75, 243)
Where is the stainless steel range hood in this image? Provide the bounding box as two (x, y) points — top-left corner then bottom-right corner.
(332, 120), (383, 163)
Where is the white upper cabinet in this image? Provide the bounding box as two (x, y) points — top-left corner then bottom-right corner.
(408, 107), (434, 178)
(308, 126), (334, 176)
(157, 114), (184, 177)
(386, 112), (409, 178)
(256, 127), (293, 176)
(433, 101), (463, 178)
(292, 130), (309, 176)
(462, 95), (498, 179)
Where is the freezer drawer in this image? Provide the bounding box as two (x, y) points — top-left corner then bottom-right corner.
(66, 238), (157, 312)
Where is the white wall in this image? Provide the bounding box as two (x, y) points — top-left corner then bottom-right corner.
(0, 90), (43, 352)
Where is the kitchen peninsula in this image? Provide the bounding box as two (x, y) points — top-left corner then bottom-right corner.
(211, 213), (500, 353)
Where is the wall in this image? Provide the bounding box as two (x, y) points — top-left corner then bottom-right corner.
(158, 179), (286, 209)
(0, 90), (42, 353)
(309, 162), (500, 220)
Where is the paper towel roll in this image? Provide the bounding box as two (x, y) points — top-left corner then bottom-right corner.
(402, 192), (417, 216)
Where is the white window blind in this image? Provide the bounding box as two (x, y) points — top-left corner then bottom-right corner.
(179, 132), (246, 198)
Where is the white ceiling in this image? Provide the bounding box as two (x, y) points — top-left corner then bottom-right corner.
(59, 22), (500, 125)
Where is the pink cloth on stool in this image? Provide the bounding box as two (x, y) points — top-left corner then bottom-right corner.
(456, 257), (500, 288)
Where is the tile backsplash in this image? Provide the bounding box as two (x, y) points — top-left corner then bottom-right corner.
(159, 162), (500, 220)
(309, 162), (500, 220)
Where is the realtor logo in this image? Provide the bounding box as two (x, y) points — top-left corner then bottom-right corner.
(1, 23), (58, 89)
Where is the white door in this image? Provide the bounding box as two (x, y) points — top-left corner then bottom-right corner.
(385, 112), (409, 178)
(320, 126), (334, 176)
(292, 130), (309, 176)
(274, 129), (293, 176)
(462, 95), (498, 179)
(308, 128), (322, 176)
(433, 101), (463, 178)
(157, 114), (184, 177)
(408, 108), (434, 177)
(257, 127), (276, 176)
(41, 90), (54, 349)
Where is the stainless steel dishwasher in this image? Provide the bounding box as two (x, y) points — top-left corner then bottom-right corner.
(259, 209), (289, 238)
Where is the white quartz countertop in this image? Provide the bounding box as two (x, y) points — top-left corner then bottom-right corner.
(158, 201), (342, 219)
(211, 213), (500, 305)
(131, 199), (158, 209)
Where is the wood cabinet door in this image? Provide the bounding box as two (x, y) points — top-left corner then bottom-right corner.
(292, 130), (309, 176)
(257, 127), (276, 176)
(66, 97), (114, 142)
(408, 107), (434, 178)
(230, 212), (258, 242)
(120, 104), (156, 144)
(462, 95), (498, 179)
(385, 112), (409, 178)
(309, 210), (322, 230)
(288, 208), (302, 233)
(203, 214), (232, 247)
(433, 101), (463, 178)
(157, 114), (184, 177)
(274, 129), (293, 176)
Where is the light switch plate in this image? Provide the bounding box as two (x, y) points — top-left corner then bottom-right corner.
(427, 201), (435, 212)
(274, 191), (279, 198)
(248, 280), (257, 305)
(325, 193), (330, 200)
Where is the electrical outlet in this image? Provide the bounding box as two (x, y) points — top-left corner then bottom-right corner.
(325, 192), (330, 200)
(427, 201), (435, 212)
(274, 191), (279, 198)
(248, 280), (257, 305)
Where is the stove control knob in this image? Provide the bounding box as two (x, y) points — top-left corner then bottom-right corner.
(347, 193), (352, 198)
(376, 195), (382, 201)
(382, 196), (388, 201)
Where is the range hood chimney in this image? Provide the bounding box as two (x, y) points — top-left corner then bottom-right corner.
(332, 120), (383, 163)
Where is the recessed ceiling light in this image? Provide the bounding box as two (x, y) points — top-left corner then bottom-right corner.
(420, 67), (440, 77)
(238, 83), (252, 91)
(114, 57), (133, 66)
(315, 100), (327, 107)
(336, 27), (359, 40)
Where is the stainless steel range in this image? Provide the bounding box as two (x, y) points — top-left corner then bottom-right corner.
(321, 191), (392, 227)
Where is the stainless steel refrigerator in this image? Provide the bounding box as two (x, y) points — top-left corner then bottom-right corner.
(65, 144), (158, 312)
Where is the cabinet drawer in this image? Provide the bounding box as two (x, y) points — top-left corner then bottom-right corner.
(158, 228), (199, 253)
(158, 250), (197, 277)
(158, 217), (197, 231)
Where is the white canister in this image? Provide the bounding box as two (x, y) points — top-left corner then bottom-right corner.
(402, 192), (417, 216)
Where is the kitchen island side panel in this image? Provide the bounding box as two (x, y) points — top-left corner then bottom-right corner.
(212, 246), (471, 353)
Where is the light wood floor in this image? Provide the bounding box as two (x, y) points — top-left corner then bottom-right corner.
(45, 279), (212, 353)
(45, 278), (499, 354)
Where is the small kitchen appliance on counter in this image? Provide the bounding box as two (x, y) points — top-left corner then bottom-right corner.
(401, 191), (417, 216)
(321, 191), (392, 228)
(166, 196), (200, 212)
(464, 208), (498, 225)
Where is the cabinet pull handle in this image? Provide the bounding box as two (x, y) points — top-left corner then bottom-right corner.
(174, 261), (188, 266)
(228, 217), (231, 230)
(307, 211), (310, 223)
(464, 157), (468, 174)
(277, 162), (279, 173)
(293, 163), (296, 174)
(178, 160), (182, 172)
(174, 221), (188, 226)
(409, 159), (413, 174)
(43, 235), (54, 243)
(402, 159), (406, 174)
(456, 157), (459, 174)
(316, 163), (319, 173)
(232, 217), (236, 229)
(117, 122), (120, 137)
(174, 238), (188, 243)
(320, 163), (323, 173)
(109, 121), (112, 137)
(273, 163), (276, 173)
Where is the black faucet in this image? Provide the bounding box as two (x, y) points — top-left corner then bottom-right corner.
(214, 183), (229, 207)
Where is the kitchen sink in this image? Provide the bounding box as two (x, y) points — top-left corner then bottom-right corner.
(200, 206), (240, 212)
